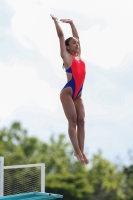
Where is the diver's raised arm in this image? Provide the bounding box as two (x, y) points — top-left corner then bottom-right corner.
(60, 19), (81, 55)
(50, 14), (71, 64)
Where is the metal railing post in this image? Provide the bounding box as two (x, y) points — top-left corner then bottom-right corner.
(0, 157), (4, 196)
(41, 164), (45, 192)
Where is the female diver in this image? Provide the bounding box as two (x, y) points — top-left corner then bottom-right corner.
(50, 14), (89, 165)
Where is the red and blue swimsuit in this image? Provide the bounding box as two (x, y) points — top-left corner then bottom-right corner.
(62, 56), (86, 100)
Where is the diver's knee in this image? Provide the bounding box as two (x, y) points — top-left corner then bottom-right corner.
(77, 116), (85, 127)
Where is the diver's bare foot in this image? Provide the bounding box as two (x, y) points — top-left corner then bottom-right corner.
(74, 152), (86, 165)
(82, 153), (89, 164)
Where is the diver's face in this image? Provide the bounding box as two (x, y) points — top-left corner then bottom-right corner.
(67, 38), (79, 53)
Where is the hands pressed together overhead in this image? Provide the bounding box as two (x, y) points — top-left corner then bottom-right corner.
(50, 14), (73, 24)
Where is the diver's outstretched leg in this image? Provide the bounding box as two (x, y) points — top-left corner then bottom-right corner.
(74, 96), (89, 164)
(60, 88), (86, 165)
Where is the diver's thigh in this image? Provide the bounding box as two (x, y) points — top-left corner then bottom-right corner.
(60, 89), (77, 122)
(74, 97), (85, 120)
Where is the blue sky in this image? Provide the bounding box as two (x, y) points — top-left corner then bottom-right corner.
(0, 0), (133, 165)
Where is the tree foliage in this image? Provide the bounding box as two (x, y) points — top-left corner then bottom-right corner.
(0, 122), (132, 200)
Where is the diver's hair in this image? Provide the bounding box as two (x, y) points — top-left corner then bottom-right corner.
(63, 37), (74, 68)
(65, 37), (73, 46)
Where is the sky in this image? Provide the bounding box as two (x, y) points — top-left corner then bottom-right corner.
(0, 0), (133, 166)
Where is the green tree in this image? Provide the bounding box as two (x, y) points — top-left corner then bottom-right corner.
(122, 165), (133, 200)
(0, 122), (130, 200)
(46, 173), (91, 200)
(0, 122), (26, 165)
(121, 150), (133, 200)
(85, 151), (123, 200)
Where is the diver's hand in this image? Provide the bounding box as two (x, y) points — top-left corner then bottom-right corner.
(50, 14), (58, 22)
(60, 19), (73, 24)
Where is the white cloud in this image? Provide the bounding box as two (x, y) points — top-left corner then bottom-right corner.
(0, 61), (60, 118)
(6, 0), (72, 78)
(8, 0), (53, 49)
(7, 0), (133, 70)
(80, 21), (133, 68)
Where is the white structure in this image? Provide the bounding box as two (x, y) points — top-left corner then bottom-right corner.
(0, 157), (4, 196)
(0, 157), (45, 197)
